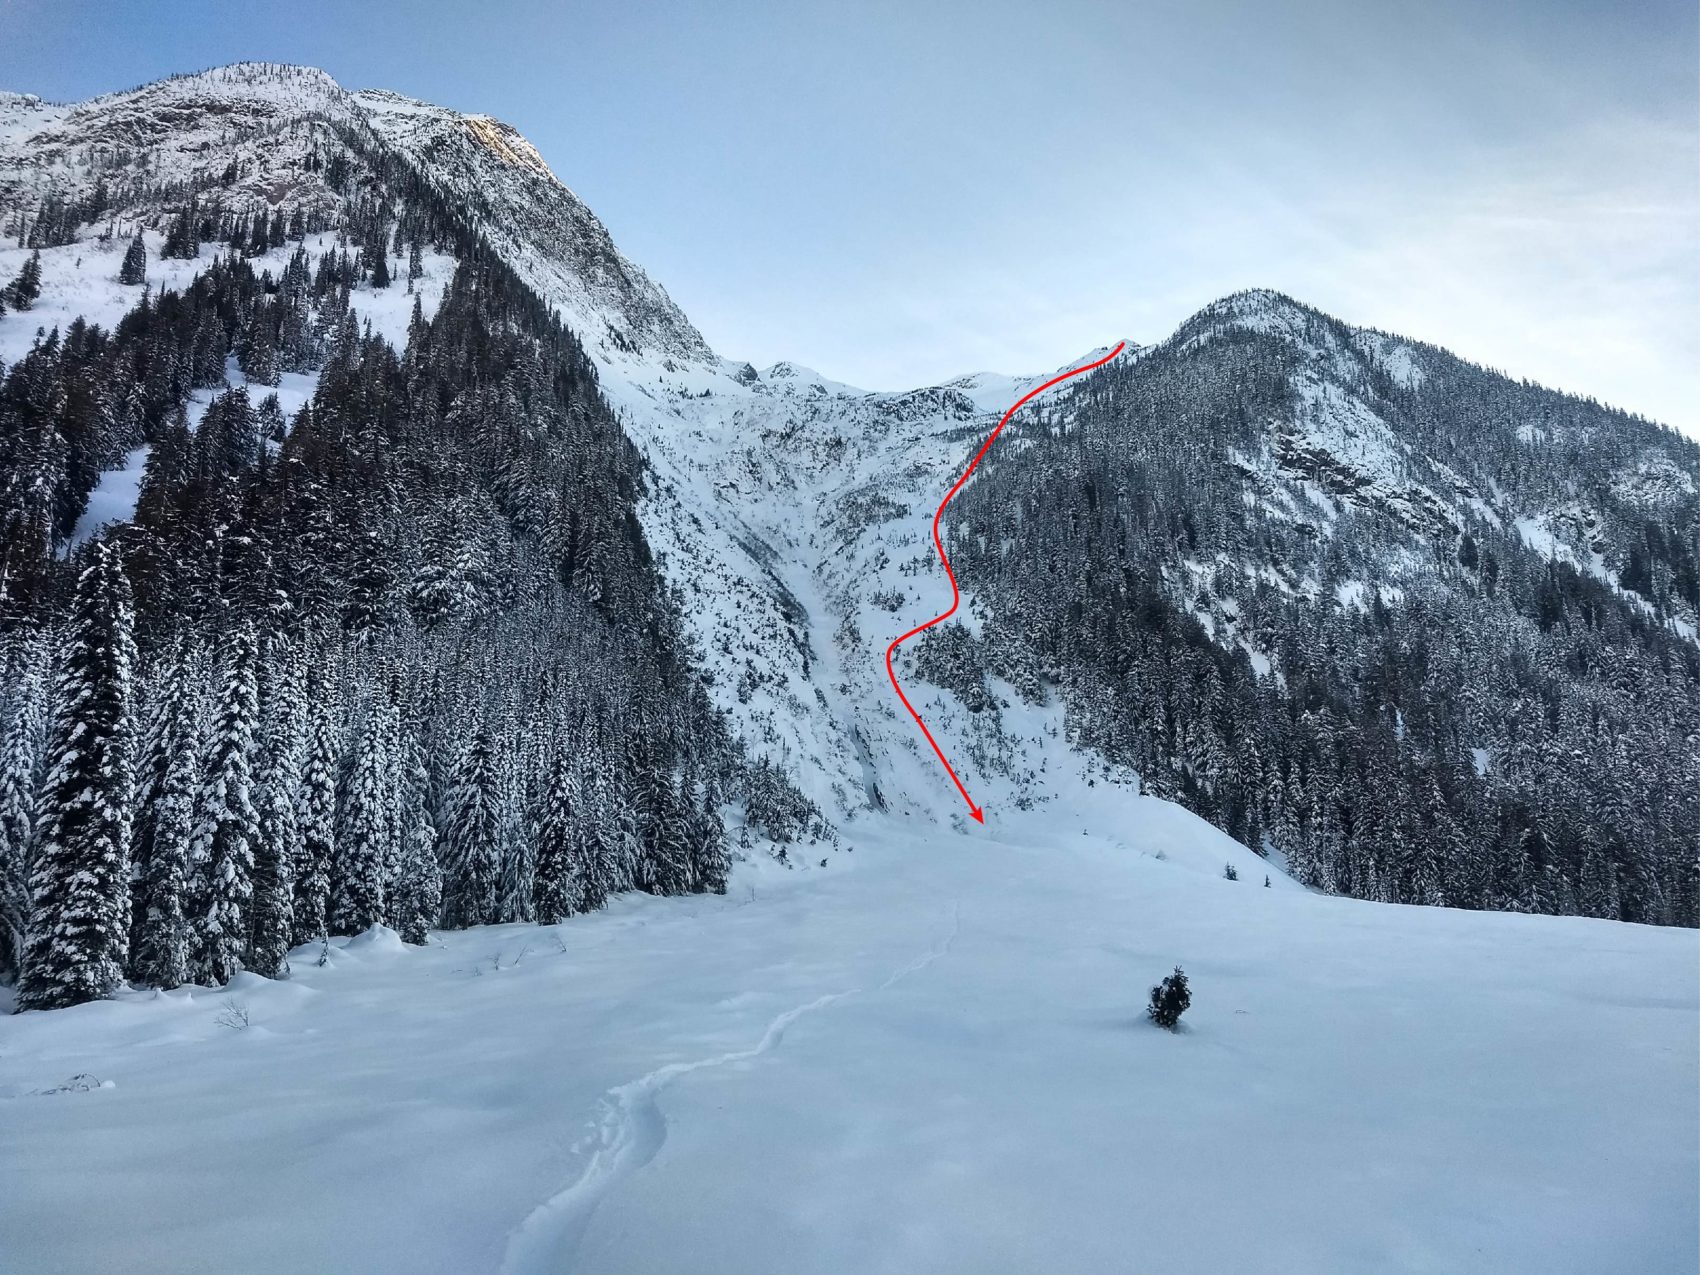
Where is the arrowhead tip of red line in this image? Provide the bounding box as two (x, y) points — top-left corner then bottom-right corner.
(969, 807), (985, 824)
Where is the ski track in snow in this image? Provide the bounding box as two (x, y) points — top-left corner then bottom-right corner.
(500, 902), (961, 1275)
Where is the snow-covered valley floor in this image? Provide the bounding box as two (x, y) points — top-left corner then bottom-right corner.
(2, 803), (1695, 1275)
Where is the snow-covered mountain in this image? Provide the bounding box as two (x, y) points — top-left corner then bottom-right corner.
(1, 62), (1696, 1275)
(1, 64), (704, 363)
(2, 62), (1696, 912)
(0, 63), (1136, 834)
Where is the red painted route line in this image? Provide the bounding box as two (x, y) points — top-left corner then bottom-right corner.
(884, 341), (1126, 823)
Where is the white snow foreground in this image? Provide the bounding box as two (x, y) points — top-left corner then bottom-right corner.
(1, 800), (1694, 1275)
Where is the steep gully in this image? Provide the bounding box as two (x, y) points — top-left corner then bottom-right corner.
(884, 343), (1126, 822)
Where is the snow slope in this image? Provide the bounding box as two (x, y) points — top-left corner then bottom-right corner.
(563, 334), (1142, 828)
(1, 807), (1693, 1275)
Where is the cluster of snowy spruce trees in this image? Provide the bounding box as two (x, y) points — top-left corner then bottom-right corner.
(1, 554), (730, 1010)
(0, 139), (768, 1010)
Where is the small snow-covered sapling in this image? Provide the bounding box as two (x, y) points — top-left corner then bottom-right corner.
(1147, 967), (1191, 1031)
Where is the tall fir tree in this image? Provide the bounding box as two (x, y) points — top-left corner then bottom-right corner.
(332, 707), (391, 934)
(378, 701), (410, 924)
(0, 644), (47, 984)
(291, 689), (337, 946)
(118, 231), (147, 286)
(687, 772), (730, 896)
(238, 308), (281, 387)
(16, 542), (137, 1010)
(496, 746), (530, 923)
(186, 627), (260, 987)
(128, 642), (199, 988)
(130, 716), (195, 989)
(442, 728), (501, 928)
(5, 249), (43, 311)
(533, 757), (580, 925)
(392, 733), (440, 945)
(632, 753), (690, 897)
(249, 726), (301, 976)
(580, 760), (618, 913)
(161, 199), (198, 259)
(604, 752), (641, 894)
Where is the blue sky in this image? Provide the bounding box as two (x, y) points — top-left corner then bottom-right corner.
(2, 0), (1695, 431)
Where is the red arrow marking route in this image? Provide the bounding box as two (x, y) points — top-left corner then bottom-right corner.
(885, 341), (1126, 823)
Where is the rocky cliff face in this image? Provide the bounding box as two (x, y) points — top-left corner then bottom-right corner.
(353, 86), (710, 365)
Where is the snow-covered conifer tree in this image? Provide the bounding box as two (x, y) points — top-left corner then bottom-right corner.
(632, 750), (690, 896)
(496, 744), (530, 923)
(130, 721), (195, 989)
(118, 231), (147, 286)
(186, 627), (260, 987)
(578, 761), (614, 915)
(442, 728), (501, 928)
(5, 249), (42, 311)
(379, 700), (410, 925)
(533, 757), (580, 925)
(238, 308), (281, 387)
(16, 543), (137, 1010)
(688, 771), (730, 896)
(392, 733), (440, 945)
(291, 689), (337, 946)
(249, 683), (302, 976)
(595, 752), (638, 896)
(332, 707), (390, 934)
(0, 644), (47, 984)
(129, 643), (200, 989)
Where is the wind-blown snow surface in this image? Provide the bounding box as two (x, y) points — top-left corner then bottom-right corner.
(2, 804), (1694, 1275)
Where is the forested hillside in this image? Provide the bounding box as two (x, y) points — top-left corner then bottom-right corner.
(948, 294), (1700, 924)
(0, 84), (753, 1009)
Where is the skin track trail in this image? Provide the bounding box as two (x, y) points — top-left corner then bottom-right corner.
(500, 903), (961, 1275)
(884, 342), (1126, 822)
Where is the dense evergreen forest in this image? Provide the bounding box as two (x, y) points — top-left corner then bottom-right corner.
(0, 130), (801, 1010)
(945, 313), (1700, 927)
